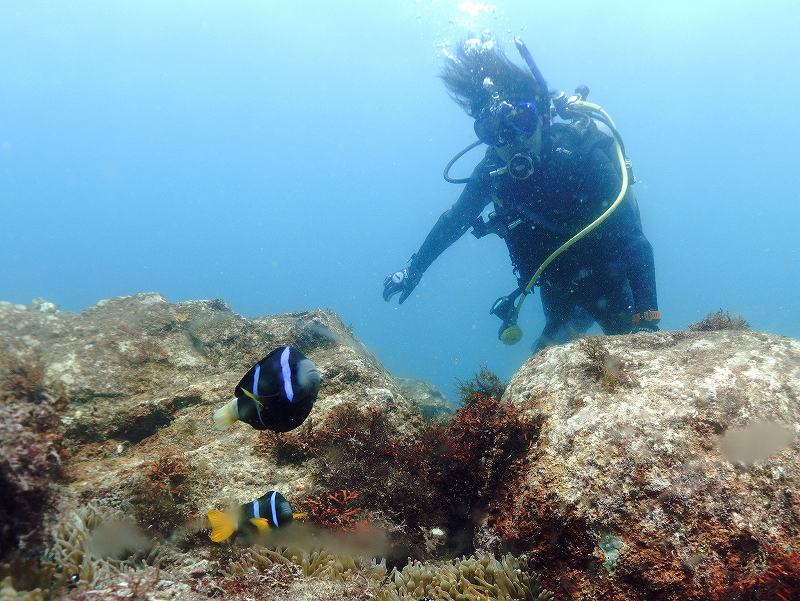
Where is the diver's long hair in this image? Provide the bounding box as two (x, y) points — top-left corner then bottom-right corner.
(440, 37), (542, 118)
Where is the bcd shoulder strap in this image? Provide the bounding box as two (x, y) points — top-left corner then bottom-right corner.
(550, 119), (614, 158)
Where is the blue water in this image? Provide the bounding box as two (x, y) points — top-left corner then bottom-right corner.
(1, 1), (798, 402)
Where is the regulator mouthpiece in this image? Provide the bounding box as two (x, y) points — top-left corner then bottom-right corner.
(508, 153), (535, 179)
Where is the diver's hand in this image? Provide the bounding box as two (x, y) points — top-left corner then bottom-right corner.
(382, 267), (420, 304)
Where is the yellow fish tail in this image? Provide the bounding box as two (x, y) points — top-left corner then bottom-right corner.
(208, 510), (237, 543)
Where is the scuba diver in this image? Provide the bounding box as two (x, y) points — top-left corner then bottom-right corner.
(382, 35), (660, 351)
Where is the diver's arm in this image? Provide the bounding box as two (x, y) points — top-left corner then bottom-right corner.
(409, 164), (492, 275)
(383, 160), (492, 304)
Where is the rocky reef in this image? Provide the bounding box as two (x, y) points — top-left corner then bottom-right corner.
(0, 294), (798, 600)
(493, 329), (800, 600)
(393, 377), (453, 420)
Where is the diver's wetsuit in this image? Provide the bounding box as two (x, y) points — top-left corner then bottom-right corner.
(411, 123), (658, 350)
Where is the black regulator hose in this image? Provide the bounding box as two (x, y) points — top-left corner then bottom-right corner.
(443, 140), (483, 184)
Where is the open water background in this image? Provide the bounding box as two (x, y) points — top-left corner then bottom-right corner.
(1, 1), (798, 401)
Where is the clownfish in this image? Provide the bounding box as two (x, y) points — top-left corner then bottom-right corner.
(207, 490), (304, 543)
(213, 346), (321, 433)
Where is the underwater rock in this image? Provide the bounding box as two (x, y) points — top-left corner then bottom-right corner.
(0, 397), (64, 559)
(29, 298), (58, 314)
(0, 294), (422, 545)
(393, 377), (453, 419)
(492, 330), (800, 600)
(13, 293), (800, 600)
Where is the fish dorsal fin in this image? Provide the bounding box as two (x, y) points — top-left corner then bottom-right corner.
(249, 517), (271, 535)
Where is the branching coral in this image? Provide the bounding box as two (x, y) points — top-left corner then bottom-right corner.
(688, 309), (750, 332)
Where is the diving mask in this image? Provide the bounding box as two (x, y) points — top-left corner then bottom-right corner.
(473, 101), (539, 147)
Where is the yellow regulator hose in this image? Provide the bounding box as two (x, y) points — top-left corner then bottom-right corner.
(500, 101), (630, 345)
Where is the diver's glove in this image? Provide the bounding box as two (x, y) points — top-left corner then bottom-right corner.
(382, 263), (421, 304)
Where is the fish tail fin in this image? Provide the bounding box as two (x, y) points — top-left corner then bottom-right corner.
(207, 510), (237, 542)
(213, 398), (239, 431)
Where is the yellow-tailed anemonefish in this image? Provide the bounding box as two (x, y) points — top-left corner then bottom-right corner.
(207, 490), (305, 543)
